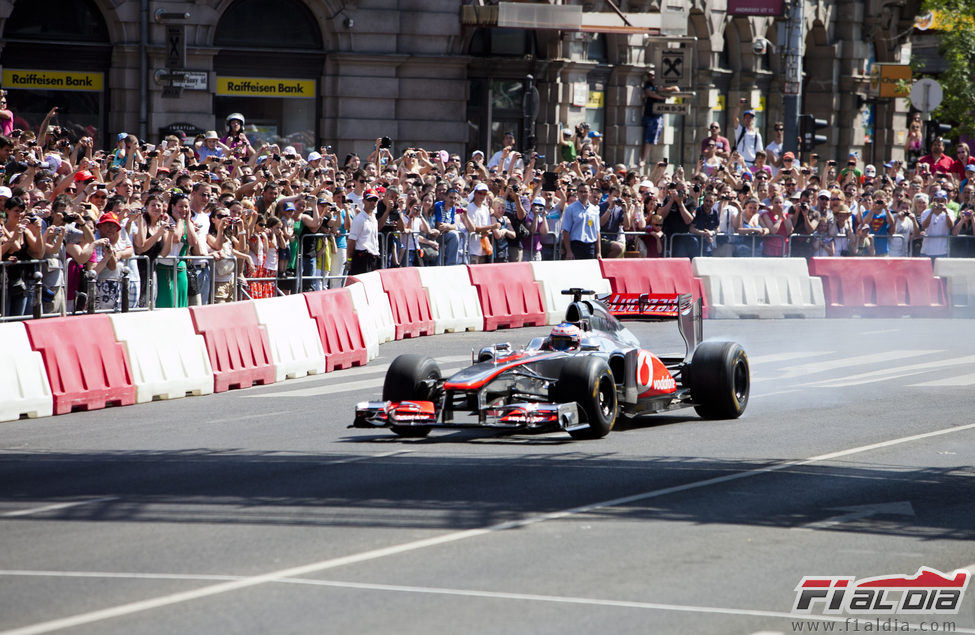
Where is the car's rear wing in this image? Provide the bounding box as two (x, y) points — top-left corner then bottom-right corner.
(599, 292), (703, 359)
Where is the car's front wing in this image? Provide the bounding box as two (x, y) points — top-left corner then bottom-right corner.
(353, 400), (586, 434)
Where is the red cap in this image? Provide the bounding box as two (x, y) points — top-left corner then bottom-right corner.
(74, 170), (95, 183)
(96, 211), (122, 229)
(364, 189), (380, 200)
(782, 152), (795, 160)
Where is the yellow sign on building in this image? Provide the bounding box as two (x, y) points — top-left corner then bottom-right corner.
(2, 69), (104, 92)
(216, 77), (316, 98)
(870, 64), (911, 99)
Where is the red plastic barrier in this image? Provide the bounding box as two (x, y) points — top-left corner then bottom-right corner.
(304, 288), (368, 371)
(467, 262), (546, 331)
(599, 258), (710, 319)
(808, 257), (948, 318)
(189, 302), (275, 392)
(24, 315), (136, 415)
(378, 267), (435, 339)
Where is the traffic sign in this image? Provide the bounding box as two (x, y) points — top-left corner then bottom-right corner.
(652, 102), (690, 116)
(172, 71), (208, 91)
(910, 78), (943, 113)
(657, 48), (691, 89)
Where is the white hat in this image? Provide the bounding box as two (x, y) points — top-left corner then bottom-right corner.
(532, 197), (546, 206)
(474, 183), (489, 192)
(204, 130), (219, 140)
(471, 150), (485, 159)
(283, 145), (297, 156)
(0, 186), (12, 198)
(864, 164), (876, 176)
(307, 151), (322, 162)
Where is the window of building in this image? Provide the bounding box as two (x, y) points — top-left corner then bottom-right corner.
(215, 0), (322, 49)
(4, 0), (109, 43)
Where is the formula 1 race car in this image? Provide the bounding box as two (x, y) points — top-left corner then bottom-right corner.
(353, 289), (749, 440)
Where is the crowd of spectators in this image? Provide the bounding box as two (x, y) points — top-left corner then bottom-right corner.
(1, 94), (974, 319)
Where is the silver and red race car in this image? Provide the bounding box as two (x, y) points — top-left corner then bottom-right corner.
(353, 289), (750, 440)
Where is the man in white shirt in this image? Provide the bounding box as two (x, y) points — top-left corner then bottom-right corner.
(461, 183), (497, 264)
(732, 100), (764, 167)
(189, 182), (213, 305)
(486, 131), (525, 174)
(347, 189), (381, 274)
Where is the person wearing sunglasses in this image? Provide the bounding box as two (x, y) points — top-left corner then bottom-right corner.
(765, 121), (785, 170)
(0, 91), (13, 137)
(700, 121), (731, 159)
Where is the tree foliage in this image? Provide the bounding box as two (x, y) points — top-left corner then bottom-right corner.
(921, 0), (975, 137)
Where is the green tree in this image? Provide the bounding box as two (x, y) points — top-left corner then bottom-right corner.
(920, 1), (975, 137)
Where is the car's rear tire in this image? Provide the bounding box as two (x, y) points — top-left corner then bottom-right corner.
(551, 356), (617, 439)
(383, 354), (441, 437)
(688, 341), (749, 419)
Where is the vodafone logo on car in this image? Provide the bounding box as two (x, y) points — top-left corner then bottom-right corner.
(636, 350), (677, 396)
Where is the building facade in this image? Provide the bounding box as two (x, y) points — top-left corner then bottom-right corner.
(0, 0), (923, 168)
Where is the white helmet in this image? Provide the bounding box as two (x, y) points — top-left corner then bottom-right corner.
(226, 112), (245, 127)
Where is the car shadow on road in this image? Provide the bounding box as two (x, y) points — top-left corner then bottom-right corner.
(1, 449), (973, 541)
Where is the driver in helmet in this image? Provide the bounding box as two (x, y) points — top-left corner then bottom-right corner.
(221, 112), (252, 157)
(544, 322), (582, 352)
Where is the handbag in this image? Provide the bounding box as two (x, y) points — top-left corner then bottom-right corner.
(480, 234), (493, 256)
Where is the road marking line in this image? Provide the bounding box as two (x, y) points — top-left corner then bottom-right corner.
(1, 497), (119, 518)
(773, 350), (936, 380)
(2, 571), (973, 634)
(747, 351), (832, 364)
(6, 422), (975, 635)
(808, 355), (975, 388)
(911, 372), (975, 388)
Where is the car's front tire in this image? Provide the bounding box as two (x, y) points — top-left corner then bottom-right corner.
(551, 356), (618, 439)
(383, 354), (442, 437)
(688, 341), (749, 419)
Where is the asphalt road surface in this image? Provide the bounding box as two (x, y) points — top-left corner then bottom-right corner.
(2, 318), (975, 635)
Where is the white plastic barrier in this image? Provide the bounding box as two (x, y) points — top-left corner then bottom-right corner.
(251, 295), (327, 382)
(935, 259), (975, 318)
(348, 271), (395, 343)
(109, 309), (214, 403)
(0, 322), (53, 422)
(692, 257), (825, 319)
(346, 282), (380, 361)
(416, 265), (483, 334)
(530, 260), (612, 325)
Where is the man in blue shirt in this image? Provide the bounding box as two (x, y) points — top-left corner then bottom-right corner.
(561, 184), (601, 260)
(433, 188), (465, 265)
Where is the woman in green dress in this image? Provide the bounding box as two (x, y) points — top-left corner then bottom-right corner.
(155, 190), (202, 308)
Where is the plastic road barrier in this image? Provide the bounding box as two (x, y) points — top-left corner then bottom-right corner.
(0, 322), (53, 422)
(24, 314), (136, 415)
(416, 265), (483, 334)
(379, 267), (435, 339)
(692, 257), (826, 319)
(530, 260), (612, 325)
(345, 281), (380, 361)
(251, 295), (327, 382)
(934, 259), (975, 318)
(809, 257), (948, 318)
(110, 309), (214, 403)
(600, 258), (710, 319)
(189, 302), (276, 392)
(467, 262), (546, 331)
(346, 272), (395, 343)
(304, 289), (368, 371)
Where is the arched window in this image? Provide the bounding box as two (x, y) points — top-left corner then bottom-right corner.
(215, 0), (322, 49)
(3, 0), (108, 42)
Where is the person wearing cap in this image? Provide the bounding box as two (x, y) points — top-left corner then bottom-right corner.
(347, 189), (381, 274)
(221, 113), (252, 158)
(461, 182), (497, 263)
(197, 131), (229, 162)
(110, 133), (141, 170)
(559, 127), (577, 163)
(520, 196), (548, 261)
(561, 183), (601, 260)
(920, 190), (953, 259)
(883, 160), (903, 184)
(640, 67), (679, 169)
(918, 137), (954, 176)
(732, 98), (764, 167)
(92, 211), (133, 310)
